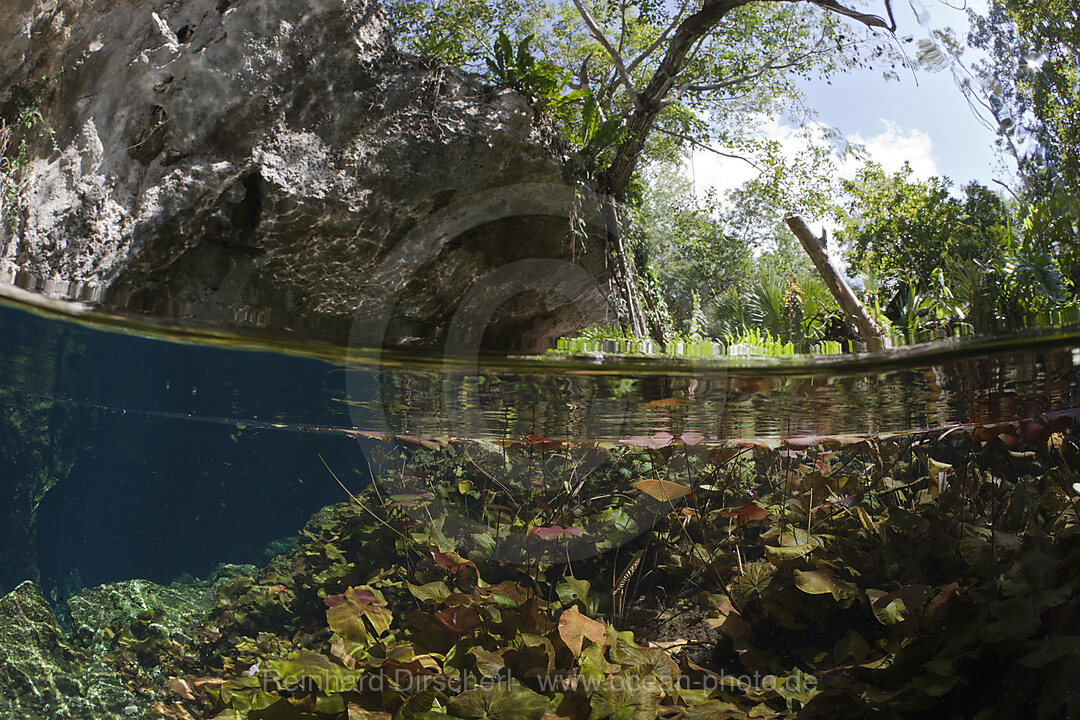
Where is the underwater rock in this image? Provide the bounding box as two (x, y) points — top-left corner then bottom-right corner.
(0, 580), (142, 720)
(67, 578), (216, 654)
(0, 389), (77, 595)
(0, 0), (613, 351)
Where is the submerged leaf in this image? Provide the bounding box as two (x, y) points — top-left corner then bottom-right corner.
(794, 570), (858, 602)
(558, 605), (607, 657)
(268, 652), (362, 694)
(407, 581), (451, 604)
(731, 562), (776, 604)
(634, 479), (692, 501)
(866, 589), (909, 625)
(449, 679), (548, 720)
(765, 542), (819, 562)
(588, 674), (662, 720)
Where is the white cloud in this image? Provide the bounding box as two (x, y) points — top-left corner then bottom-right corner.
(847, 121), (939, 179)
(685, 118), (940, 201)
(685, 118), (803, 199)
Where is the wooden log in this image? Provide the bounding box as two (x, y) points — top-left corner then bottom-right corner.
(785, 215), (888, 352)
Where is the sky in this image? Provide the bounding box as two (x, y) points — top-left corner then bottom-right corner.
(686, 0), (1012, 201)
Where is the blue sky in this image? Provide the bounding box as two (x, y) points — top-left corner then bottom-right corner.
(689, 0), (1012, 198)
(799, 0), (1004, 184)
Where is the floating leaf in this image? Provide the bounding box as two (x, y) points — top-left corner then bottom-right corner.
(523, 434), (565, 450)
(784, 435), (839, 449)
(621, 432), (674, 449)
(527, 525), (585, 541)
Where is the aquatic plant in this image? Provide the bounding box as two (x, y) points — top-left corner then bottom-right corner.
(129, 413), (1080, 719)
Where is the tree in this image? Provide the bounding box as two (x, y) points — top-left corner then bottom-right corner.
(387, 0), (902, 198)
(839, 162), (1076, 337)
(385, 1), (975, 342)
(969, 0), (1080, 195)
(838, 162), (1008, 302)
(631, 165), (751, 331)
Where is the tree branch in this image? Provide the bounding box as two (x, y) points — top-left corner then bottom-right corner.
(654, 127), (765, 173)
(570, 0), (641, 107)
(625, 2), (692, 76)
(785, 215), (888, 351)
(602, 0), (755, 197)
(600, 0), (895, 197)
(804, 0), (891, 30)
(684, 43), (828, 94)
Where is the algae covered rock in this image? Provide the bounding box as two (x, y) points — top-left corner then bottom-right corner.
(67, 578), (216, 656)
(0, 580), (141, 719)
(0, 389), (77, 595)
(0, 580), (80, 708)
(0, 577), (233, 719)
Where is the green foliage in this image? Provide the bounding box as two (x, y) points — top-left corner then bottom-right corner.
(385, 0), (497, 65)
(484, 31), (571, 108)
(0, 105), (55, 235)
(382, 0), (890, 190)
(969, 0), (1080, 195)
(839, 162), (1078, 339)
(839, 162), (1008, 300)
(632, 167), (752, 334)
(98, 416), (1080, 720)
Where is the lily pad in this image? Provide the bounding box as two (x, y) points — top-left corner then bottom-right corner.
(448, 679), (547, 720)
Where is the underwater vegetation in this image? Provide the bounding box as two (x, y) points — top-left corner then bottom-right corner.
(4, 413), (1080, 719)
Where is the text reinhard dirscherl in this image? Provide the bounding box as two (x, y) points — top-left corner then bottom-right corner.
(263, 668), (817, 695)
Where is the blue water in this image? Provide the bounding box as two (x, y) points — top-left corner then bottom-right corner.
(3, 294), (1080, 600)
(0, 301), (362, 597)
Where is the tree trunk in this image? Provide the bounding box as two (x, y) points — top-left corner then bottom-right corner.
(786, 215), (888, 352)
(601, 0), (752, 198)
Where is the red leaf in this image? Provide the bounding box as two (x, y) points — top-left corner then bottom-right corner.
(527, 525), (585, 541)
(523, 435), (564, 450)
(431, 549), (475, 580)
(716, 504), (770, 526)
(433, 606), (482, 636)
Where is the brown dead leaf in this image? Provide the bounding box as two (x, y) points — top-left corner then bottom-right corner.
(558, 605), (607, 657)
(634, 479), (692, 501)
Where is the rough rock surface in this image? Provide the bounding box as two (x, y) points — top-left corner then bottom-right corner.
(0, 0), (615, 351)
(67, 578), (216, 652)
(0, 580), (144, 720)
